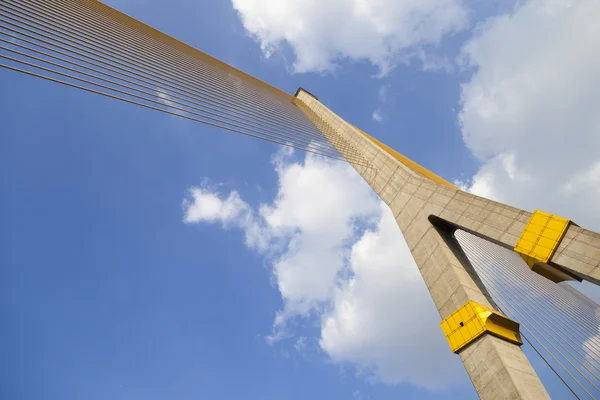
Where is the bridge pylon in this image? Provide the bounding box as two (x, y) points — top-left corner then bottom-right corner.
(294, 88), (600, 399)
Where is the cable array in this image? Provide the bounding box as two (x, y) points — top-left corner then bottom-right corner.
(0, 0), (370, 166)
(456, 230), (600, 400)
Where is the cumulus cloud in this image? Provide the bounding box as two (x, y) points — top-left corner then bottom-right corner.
(183, 151), (462, 388)
(231, 0), (469, 74)
(184, 188), (249, 224)
(183, 185), (272, 252)
(184, 151), (380, 321)
(459, 0), (600, 230)
(320, 202), (462, 387)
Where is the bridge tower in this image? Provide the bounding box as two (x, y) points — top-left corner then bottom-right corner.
(294, 88), (600, 399)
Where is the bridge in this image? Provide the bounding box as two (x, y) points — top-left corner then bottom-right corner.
(2, 1), (600, 398)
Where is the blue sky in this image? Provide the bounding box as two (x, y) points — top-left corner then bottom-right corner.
(2, 0), (600, 399)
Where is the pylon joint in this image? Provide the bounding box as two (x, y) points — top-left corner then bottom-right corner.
(514, 210), (579, 282)
(440, 301), (522, 353)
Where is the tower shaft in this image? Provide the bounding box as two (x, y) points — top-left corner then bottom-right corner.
(295, 89), (551, 399)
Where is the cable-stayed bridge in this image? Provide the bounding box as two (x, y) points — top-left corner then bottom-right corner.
(2, 1), (600, 398)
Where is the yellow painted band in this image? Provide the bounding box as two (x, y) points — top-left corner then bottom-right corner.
(440, 301), (522, 353)
(514, 210), (571, 267)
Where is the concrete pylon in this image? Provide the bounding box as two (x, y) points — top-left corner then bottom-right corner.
(294, 89), (552, 399)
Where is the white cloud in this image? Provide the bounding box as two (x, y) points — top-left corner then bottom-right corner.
(459, 0), (600, 230)
(371, 110), (383, 122)
(184, 151), (380, 320)
(183, 186), (271, 251)
(561, 161), (600, 199)
(231, 0), (469, 74)
(294, 336), (307, 353)
(184, 188), (249, 224)
(183, 151), (463, 388)
(263, 152), (380, 318)
(320, 202), (462, 387)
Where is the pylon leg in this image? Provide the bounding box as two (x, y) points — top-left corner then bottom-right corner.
(295, 89), (551, 398)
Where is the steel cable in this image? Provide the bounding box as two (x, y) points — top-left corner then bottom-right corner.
(463, 240), (600, 390)
(0, 44), (347, 159)
(458, 236), (596, 398)
(1, 0), (317, 131)
(5, 0), (336, 142)
(0, 0), (371, 167)
(0, 21), (343, 153)
(456, 230), (600, 399)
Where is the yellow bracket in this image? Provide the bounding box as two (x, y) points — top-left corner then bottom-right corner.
(440, 301), (522, 353)
(514, 210), (570, 266)
(513, 211), (579, 283)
